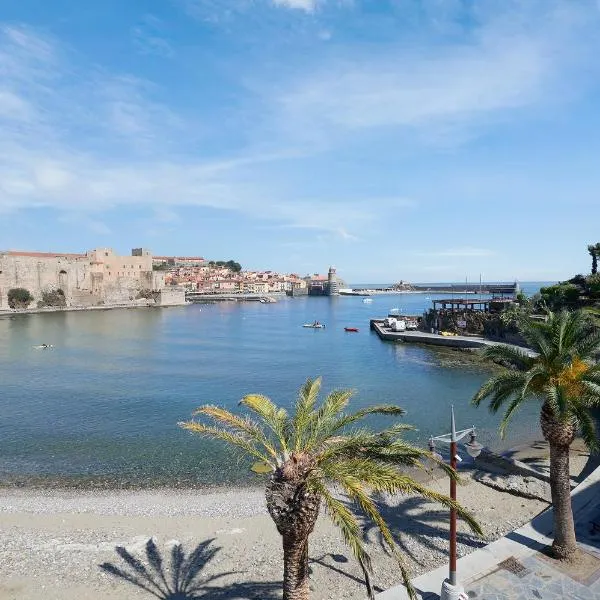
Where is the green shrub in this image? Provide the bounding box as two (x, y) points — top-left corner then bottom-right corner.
(39, 288), (66, 307)
(539, 283), (581, 309)
(586, 273), (600, 298)
(8, 287), (34, 309)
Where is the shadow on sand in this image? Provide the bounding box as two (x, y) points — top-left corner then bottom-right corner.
(100, 538), (281, 599)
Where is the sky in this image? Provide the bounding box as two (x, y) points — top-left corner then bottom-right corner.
(1, 0), (600, 282)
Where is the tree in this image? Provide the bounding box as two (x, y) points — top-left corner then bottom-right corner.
(180, 378), (480, 600)
(588, 244), (599, 275)
(473, 310), (600, 560)
(539, 283), (581, 310)
(7, 287), (33, 309)
(225, 260), (242, 273)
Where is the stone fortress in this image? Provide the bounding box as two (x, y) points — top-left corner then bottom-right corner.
(0, 247), (186, 310)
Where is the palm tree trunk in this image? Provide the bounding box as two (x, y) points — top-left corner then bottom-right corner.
(282, 534), (310, 600)
(549, 441), (577, 559)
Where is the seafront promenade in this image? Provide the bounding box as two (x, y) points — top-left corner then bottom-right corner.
(377, 461), (600, 600)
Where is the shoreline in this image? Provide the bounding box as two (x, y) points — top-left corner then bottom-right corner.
(0, 438), (592, 600)
(0, 435), (535, 492)
(0, 302), (188, 318)
(1, 438), (590, 600)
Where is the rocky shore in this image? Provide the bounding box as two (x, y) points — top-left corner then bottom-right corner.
(0, 441), (591, 600)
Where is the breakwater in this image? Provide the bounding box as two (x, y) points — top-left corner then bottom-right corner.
(342, 283), (518, 296)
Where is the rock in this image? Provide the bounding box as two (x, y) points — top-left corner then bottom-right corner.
(475, 473), (551, 502)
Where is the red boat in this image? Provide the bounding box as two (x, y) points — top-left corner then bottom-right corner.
(344, 327), (359, 332)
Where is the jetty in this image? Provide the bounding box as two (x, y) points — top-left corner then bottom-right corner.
(370, 319), (538, 357)
(370, 319), (491, 349)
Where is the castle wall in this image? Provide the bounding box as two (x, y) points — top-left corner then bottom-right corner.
(0, 248), (166, 310)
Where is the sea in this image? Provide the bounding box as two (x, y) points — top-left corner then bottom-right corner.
(0, 282), (551, 488)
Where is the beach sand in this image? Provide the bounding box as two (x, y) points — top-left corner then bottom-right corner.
(0, 442), (591, 600)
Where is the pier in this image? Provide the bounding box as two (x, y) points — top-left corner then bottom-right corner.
(370, 319), (537, 356)
(370, 319), (490, 349)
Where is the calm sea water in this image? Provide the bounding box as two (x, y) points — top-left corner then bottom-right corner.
(0, 284), (547, 488)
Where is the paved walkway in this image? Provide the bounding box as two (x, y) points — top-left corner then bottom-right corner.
(377, 465), (600, 600)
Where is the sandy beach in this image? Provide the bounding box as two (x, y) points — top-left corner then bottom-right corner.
(0, 440), (592, 600)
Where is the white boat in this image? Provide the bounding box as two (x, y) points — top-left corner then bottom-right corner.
(362, 298), (373, 304)
(303, 323), (326, 329)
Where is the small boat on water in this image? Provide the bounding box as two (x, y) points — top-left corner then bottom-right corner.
(362, 298), (373, 304)
(303, 322), (326, 329)
(344, 327), (359, 333)
(33, 344), (53, 349)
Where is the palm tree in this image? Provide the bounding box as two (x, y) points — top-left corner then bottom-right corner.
(473, 310), (600, 560)
(179, 378), (481, 600)
(588, 244), (598, 275)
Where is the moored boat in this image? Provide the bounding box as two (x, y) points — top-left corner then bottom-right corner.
(344, 327), (359, 332)
(303, 322), (326, 329)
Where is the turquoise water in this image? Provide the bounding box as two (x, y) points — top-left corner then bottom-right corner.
(0, 286), (545, 488)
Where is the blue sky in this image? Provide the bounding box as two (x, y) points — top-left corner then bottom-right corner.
(1, 0), (600, 282)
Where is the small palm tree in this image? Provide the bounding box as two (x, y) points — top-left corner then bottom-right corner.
(180, 378), (480, 600)
(473, 310), (600, 560)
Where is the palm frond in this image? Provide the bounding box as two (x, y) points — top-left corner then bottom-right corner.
(291, 377), (322, 450)
(472, 370), (531, 411)
(305, 389), (356, 448)
(178, 421), (273, 466)
(308, 479), (373, 573)
(517, 316), (554, 362)
(571, 401), (599, 453)
(194, 405), (279, 459)
(240, 394), (289, 454)
(317, 405), (406, 443)
(481, 344), (535, 370)
(573, 329), (600, 360)
(337, 473), (417, 600)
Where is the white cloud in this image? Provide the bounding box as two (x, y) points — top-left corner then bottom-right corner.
(268, 1), (600, 145)
(416, 248), (495, 258)
(0, 25), (421, 240)
(336, 227), (359, 242)
(131, 15), (174, 57)
(272, 0), (318, 12)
